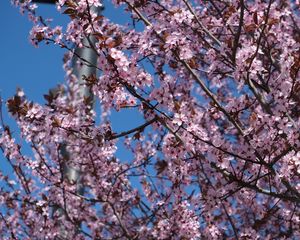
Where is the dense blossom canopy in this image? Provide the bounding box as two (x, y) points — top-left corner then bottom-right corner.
(1, 0), (300, 239)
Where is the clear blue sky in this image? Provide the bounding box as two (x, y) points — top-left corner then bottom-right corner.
(0, 1), (67, 102)
(0, 1), (143, 175)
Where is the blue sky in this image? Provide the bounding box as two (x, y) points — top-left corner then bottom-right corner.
(0, 2), (67, 102)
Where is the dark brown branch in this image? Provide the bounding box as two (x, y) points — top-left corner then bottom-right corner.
(232, 0), (245, 64)
(108, 116), (158, 140)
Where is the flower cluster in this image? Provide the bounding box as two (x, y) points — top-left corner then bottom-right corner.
(2, 0), (300, 239)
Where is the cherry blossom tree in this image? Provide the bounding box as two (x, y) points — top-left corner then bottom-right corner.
(1, 0), (300, 239)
